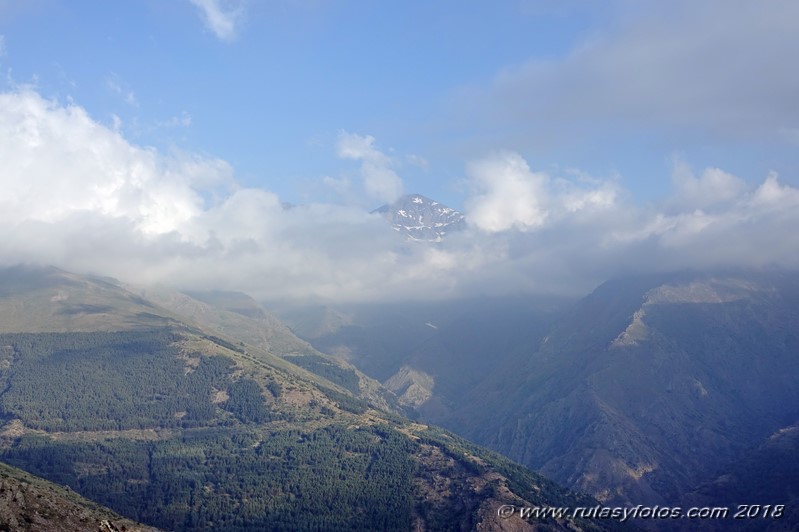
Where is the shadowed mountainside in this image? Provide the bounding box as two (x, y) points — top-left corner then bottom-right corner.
(445, 272), (799, 513)
(275, 295), (570, 419)
(279, 271), (799, 530)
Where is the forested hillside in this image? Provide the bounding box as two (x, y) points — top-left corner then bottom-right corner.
(0, 266), (624, 531)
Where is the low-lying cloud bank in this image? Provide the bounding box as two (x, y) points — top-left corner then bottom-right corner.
(2, 89), (798, 302)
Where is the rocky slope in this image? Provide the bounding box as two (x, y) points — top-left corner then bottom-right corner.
(0, 461), (159, 532)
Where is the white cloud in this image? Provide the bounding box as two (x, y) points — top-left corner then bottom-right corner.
(0, 90), (204, 235)
(0, 89), (417, 300)
(188, 0), (245, 42)
(670, 158), (746, 209)
(110, 114), (123, 132)
(459, 150), (799, 293)
(337, 131), (404, 204)
(463, 151), (619, 233)
(1, 88), (798, 302)
(752, 173), (799, 208)
(464, 151), (549, 232)
(105, 74), (137, 107)
(604, 167), (799, 271)
(560, 182), (617, 213)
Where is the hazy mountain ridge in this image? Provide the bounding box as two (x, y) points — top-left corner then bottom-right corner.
(281, 271), (799, 529)
(276, 295), (570, 422)
(131, 285), (400, 413)
(372, 193), (466, 242)
(446, 272), (799, 510)
(139, 287), (317, 356)
(0, 265), (623, 531)
(0, 266), (186, 334)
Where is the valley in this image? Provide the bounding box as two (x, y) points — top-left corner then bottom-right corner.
(0, 266), (622, 531)
(278, 271), (799, 530)
(0, 265), (796, 530)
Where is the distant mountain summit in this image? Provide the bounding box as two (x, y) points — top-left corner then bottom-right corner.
(372, 194), (465, 242)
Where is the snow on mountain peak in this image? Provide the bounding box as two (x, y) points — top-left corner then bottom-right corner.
(372, 194), (466, 242)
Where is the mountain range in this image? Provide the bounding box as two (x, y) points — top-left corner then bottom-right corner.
(449, 272), (799, 510)
(277, 270), (799, 530)
(0, 265), (623, 531)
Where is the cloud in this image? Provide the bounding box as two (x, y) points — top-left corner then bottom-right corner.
(455, 148), (799, 293)
(751, 172), (799, 208)
(600, 167), (799, 272)
(110, 114), (123, 132)
(337, 131), (404, 204)
(670, 158), (746, 210)
(0, 89), (414, 300)
(188, 0), (245, 42)
(406, 154), (430, 170)
(467, 0), (799, 140)
(463, 151), (618, 233)
(464, 152), (549, 232)
(0, 90), (225, 236)
(158, 111), (193, 128)
(1, 88), (798, 302)
(105, 74), (137, 107)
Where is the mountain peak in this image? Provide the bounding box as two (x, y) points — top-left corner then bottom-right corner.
(372, 194), (465, 242)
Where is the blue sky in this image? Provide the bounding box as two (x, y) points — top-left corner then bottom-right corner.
(2, 1), (799, 301)
(0, 1), (587, 207)
(5, 0), (796, 209)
